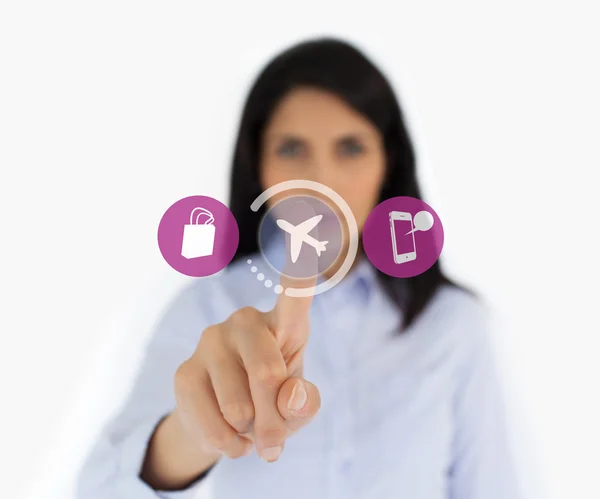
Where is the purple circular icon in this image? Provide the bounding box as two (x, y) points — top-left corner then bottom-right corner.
(362, 196), (444, 278)
(157, 195), (239, 277)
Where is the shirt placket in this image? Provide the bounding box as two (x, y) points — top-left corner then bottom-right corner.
(317, 285), (363, 498)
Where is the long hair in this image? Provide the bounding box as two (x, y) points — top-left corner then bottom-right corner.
(228, 37), (457, 330)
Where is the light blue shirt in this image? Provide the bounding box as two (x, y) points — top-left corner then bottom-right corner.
(77, 232), (518, 499)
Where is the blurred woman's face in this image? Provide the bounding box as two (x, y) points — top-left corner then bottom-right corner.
(259, 87), (386, 234)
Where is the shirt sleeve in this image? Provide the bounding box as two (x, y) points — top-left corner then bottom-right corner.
(447, 304), (521, 499)
(75, 280), (219, 499)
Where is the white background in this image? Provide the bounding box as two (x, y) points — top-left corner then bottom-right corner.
(1, 2), (599, 498)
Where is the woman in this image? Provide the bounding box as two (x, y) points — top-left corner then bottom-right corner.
(77, 37), (518, 499)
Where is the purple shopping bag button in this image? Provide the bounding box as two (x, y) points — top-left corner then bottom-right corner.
(157, 195), (239, 277)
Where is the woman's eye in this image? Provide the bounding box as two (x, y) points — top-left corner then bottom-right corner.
(277, 141), (304, 157)
(338, 140), (364, 157)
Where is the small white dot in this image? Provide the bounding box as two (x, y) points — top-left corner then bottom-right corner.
(247, 259), (252, 264)
(264, 280), (273, 288)
(251, 266), (257, 273)
(274, 284), (283, 294)
(257, 273), (265, 281)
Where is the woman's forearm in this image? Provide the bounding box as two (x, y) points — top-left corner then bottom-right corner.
(140, 410), (222, 491)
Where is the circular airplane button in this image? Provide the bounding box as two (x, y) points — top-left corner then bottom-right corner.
(362, 196), (444, 278)
(157, 195), (239, 277)
(259, 195), (344, 279)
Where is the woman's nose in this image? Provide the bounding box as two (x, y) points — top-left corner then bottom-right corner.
(302, 158), (337, 187)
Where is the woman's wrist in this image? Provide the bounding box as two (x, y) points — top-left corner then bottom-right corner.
(140, 409), (221, 491)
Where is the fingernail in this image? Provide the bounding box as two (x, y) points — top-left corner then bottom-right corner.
(287, 380), (307, 412)
(260, 445), (282, 462)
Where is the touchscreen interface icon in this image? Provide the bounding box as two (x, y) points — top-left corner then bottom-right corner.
(389, 211), (417, 263)
(362, 196), (444, 278)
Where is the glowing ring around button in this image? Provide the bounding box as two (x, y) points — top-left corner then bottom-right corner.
(250, 180), (358, 298)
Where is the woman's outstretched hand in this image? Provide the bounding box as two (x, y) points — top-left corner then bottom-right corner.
(141, 242), (321, 491)
(176, 265), (321, 462)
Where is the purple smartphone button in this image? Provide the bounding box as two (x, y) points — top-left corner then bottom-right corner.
(362, 196), (444, 278)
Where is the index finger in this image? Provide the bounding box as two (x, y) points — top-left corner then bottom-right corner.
(269, 200), (321, 335)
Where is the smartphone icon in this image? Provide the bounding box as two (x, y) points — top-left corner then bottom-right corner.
(389, 211), (417, 264)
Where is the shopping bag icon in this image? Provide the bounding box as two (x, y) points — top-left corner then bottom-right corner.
(181, 207), (216, 259)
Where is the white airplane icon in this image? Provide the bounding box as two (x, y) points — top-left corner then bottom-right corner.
(276, 215), (329, 263)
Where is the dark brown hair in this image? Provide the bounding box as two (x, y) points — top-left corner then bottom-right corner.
(228, 37), (458, 330)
